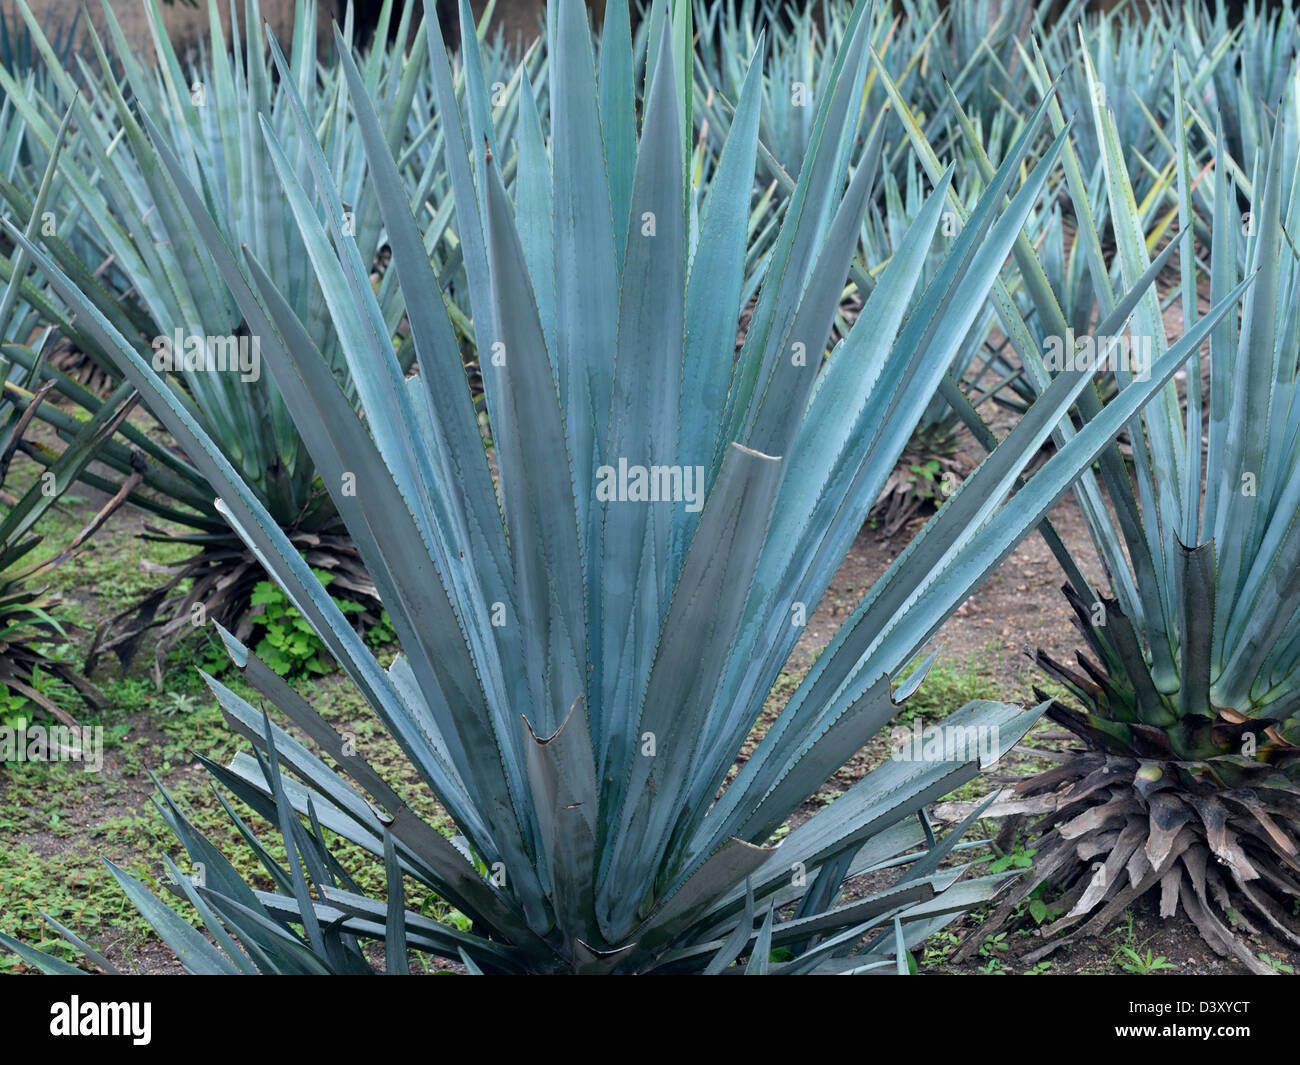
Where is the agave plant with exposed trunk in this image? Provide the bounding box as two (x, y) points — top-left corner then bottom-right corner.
(2, 0), (1241, 975)
(954, 59), (1300, 975)
(2, 0), (407, 673)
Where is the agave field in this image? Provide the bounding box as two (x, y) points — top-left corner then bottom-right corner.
(0, 0), (1297, 987)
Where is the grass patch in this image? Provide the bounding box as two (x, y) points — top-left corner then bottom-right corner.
(894, 643), (1007, 724)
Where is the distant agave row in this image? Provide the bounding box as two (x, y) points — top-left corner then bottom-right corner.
(689, 0), (1296, 530)
(0, 0), (1232, 974)
(0, 0), (419, 672)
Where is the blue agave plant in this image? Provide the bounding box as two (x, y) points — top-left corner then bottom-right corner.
(0, 0), (1243, 974)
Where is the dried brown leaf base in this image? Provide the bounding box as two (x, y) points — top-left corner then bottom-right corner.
(84, 526), (379, 688)
(952, 752), (1300, 975)
(1, 636), (106, 725)
(867, 424), (974, 540)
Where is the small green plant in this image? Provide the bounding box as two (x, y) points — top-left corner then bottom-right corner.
(247, 571), (361, 678)
(0, 661), (82, 732)
(922, 930), (961, 966)
(1104, 910), (1176, 974)
(1258, 952), (1294, 974)
(1028, 900), (1047, 923)
(988, 844), (1036, 874)
(364, 608), (397, 649)
(979, 932), (1009, 959)
(1117, 946), (1177, 975)
(247, 571), (392, 677)
(419, 893), (472, 934)
(27, 661), (77, 708)
(1025, 883), (1066, 926)
(158, 692), (200, 717)
(1026, 959), (1053, 975)
(906, 459), (944, 500)
(0, 685), (30, 731)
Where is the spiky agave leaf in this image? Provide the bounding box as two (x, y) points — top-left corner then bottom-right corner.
(4, 0), (1241, 975)
(855, 156), (1000, 536)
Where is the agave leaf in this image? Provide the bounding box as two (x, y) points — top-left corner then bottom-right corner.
(193, 891), (333, 976)
(597, 24), (686, 768)
(308, 888), (519, 969)
(743, 120), (882, 459)
(1212, 120), (1287, 678)
(678, 31), (765, 538)
(936, 66), (1155, 624)
(30, 913), (121, 975)
(0, 932), (87, 975)
(332, 36), (517, 652)
(0, 96), (72, 331)
(743, 904), (775, 974)
(630, 836), (772, 956)
(599, 0), (636, 264)
(204, 671), (403, 838)
(160, 855), (258, 976)
(383, 831), (409, 975)
(722, 3), (872, 452)
(740, 703), (1042, 894)
(480, 148), (587, 738)
(514, 64), (557, 359)
(102, 860), (240, 975)
(733, 673), (899, 846)
(1082, 42), (1183, 688)
(771, 878), (934, 950)
(702, 878), (755, 974)
(150, 773), (280, 921)
(868, 278), (1251, 674)
(521, 697), (599, 950)
(254, 61), (436, 542)
(599, 443), (783, 937)
(1177, 540), (1217, 719)
(550, 0), (619, 576)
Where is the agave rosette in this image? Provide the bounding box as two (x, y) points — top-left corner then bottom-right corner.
(0, 0), (418, 667)
(957, 54), (1300, 974)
